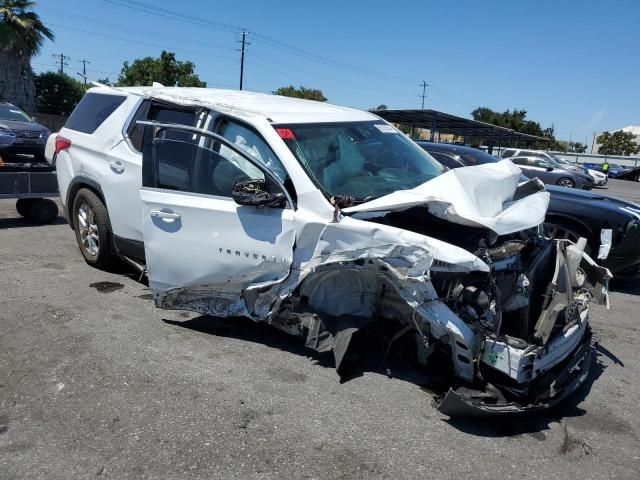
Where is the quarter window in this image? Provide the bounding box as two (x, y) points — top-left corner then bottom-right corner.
(65, 93), (126, 134)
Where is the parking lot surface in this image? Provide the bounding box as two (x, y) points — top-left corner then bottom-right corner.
(1, 180), (639, 479)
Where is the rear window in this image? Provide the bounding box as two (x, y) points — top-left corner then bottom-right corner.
(501, 150), (515, 158)
(65, 93), (126, 134)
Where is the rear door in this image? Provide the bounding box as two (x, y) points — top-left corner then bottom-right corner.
(139, 123), (296, 316)
(104, 100), (203, 245)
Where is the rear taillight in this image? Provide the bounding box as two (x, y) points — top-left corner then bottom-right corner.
(55, 136), (72, 154)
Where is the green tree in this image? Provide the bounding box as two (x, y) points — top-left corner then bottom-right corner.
(569, 142), (587, 153)
(596, 131), (640, 156)
(34, 71), (87, 115)
(471, 107), (547, 137)
(117, 51), (206, 87)
(273, 85), (327, 102)
(0, 0), (54, 112)
(374, 104), (388, 110)
(471, 106), (560, 149)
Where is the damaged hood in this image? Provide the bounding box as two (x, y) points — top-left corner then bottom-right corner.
(343, 160), (550, 236)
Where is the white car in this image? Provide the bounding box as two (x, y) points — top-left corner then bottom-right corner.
(51, 86), (610, 415)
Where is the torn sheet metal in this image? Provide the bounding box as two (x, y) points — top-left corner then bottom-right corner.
(343, 160), (550, 235)
(598, 228), (613, 260)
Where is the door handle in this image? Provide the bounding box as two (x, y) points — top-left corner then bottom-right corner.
(150, 210), (181, 220)
(109, 160), (125, 173)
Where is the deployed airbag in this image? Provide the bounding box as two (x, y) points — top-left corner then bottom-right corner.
(343, 160), (550, 235)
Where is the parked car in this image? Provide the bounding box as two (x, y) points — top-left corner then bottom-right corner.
(417, 142), (640, 278)
(501, 148), (607, 186)
(508, 155), (595, 189)
(0, 102), (50, 162)
(583, 162), (640, 182)
(49, 86), (610, 416)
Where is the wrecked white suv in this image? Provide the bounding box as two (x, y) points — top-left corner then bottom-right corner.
(55, 86), (610, 416)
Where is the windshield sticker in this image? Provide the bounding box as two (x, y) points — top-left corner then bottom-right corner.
(374, 124), (397, 134)
(275, 128), (295, 140)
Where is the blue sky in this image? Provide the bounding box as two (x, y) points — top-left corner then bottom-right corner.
(33, 0), (639, 142)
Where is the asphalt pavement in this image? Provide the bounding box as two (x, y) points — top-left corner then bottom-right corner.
(1, 179), (639, 479)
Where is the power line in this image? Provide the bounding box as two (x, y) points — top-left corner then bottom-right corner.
(40, 6), (236, 53)
(101, 0), (478, 107)
(52, 53), (70, 74)
(419, 81), (428, 109)
(78, 58), (91, 84)
(46, 23), (238, 62)
(238, 31), (249, 90)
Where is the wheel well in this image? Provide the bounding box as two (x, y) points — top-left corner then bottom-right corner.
(66, 180), (106, 230)
(545, 214), (596, 249)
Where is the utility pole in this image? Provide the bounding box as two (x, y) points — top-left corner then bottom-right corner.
(52, 53), (70, 75)
(238, 30), (249, 90)
(78, 58), (91, 84)
(419, 81), (428, 109)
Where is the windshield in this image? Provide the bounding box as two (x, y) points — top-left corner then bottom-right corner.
(0, 105), (32, 122)
(276, 121), (443, 201)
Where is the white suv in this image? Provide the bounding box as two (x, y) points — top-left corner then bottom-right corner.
(52, 86), (610, 415)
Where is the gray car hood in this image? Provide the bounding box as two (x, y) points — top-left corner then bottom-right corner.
(343, 160), (550, 235)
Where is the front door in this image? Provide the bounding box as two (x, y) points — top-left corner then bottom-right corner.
(139, 123), (296, 317)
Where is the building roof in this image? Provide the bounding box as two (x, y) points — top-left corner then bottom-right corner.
(96, 86), (376, 124)
(372, 109), (550, 145)
(616, 125), (640, 136)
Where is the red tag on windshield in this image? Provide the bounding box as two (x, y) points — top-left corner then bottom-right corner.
(276, 128), (295, 140)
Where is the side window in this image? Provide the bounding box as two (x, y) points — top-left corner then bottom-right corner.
(430, 151), (462, 169)
(501, 150), (515, 158)
(532, 159), (549, 168)
(65, 93), (126, 134)
(128, 102), (198, 153)
(216, 118), (287, 181)
(511, 157), (527, 166)
(148, 134), (285, 203)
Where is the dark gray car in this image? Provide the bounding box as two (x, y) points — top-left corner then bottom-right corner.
(509, 155), (594, 189)
(0, 103), (50, 162)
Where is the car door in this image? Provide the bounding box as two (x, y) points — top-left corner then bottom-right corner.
(139, 122), (296, 316)
(104, 100), (203, 246)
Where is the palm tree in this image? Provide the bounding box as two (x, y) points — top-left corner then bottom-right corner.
(0, 1), (54, 112)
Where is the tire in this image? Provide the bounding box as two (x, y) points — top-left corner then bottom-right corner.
(29, 199), (58, 224)
(72, 188), (116, 268)
(543, 221), (593, 256)
(16, 198), (38, 217)
(556, 177), (575, 188)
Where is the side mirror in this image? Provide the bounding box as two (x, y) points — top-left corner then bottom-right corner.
(232, 179), (285, 208)
(546, 166), (554, 171)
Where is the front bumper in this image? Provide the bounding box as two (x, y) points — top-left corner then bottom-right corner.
(0, 140), (46, 158)
(439, 332), (593, 417)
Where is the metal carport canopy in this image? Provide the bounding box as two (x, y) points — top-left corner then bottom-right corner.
(371, 109), (549, 145)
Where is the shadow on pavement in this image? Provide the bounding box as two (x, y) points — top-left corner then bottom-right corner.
(443, 348), (609, 436)
(164, 314), (614, 436)
(0, 215), (67, 229)
(609, 279), (640, 296)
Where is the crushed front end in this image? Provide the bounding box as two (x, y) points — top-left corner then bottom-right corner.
(428, 234), (611, 416)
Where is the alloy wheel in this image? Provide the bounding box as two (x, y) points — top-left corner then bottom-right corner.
(77, 203), (100, 256)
